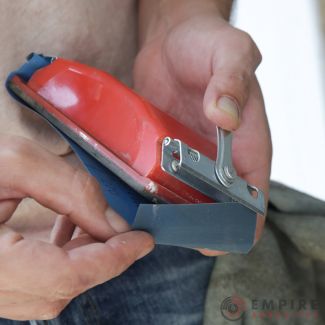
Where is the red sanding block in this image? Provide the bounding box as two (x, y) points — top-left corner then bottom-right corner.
(6, 54), (266, 253)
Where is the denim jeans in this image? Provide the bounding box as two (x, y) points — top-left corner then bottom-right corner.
(0, 245), (215, 325)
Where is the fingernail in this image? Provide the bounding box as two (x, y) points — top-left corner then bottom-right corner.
(105, 208), (130, 233)
(216, 96), (240, 121)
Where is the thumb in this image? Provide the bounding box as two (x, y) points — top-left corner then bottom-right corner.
(203, 71), (250, 131)
(203, 33), (262, 131)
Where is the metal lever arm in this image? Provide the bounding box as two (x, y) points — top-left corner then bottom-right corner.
(215, 128), (237, 187)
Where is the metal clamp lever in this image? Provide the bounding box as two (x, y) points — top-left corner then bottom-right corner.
(161, 131), (266, 215)
(215, 128), (237, 187)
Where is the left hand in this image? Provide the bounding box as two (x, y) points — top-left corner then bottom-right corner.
(133, 14), (272, 255)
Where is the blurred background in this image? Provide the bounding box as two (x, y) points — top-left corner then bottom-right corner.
(233, 0), (325, 200)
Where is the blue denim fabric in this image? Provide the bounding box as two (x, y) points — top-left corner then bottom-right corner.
(0, 246), (215, 325)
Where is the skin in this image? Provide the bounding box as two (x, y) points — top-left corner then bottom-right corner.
(0, 0), (272, 320)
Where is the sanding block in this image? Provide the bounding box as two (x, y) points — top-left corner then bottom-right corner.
(6, 54), (266, 253)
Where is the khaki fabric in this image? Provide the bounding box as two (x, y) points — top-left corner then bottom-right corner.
(204, 182), (325, 325)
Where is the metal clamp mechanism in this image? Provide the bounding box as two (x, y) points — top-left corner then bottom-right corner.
(215, 128), (237, 187)
(161, 128), (266, 215)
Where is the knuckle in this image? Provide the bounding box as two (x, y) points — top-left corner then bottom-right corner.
(238, 30), (255, 49)
(237, 30), (262, 65)
(253, 45), (263, 65)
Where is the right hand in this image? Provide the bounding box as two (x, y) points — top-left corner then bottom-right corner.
(134, 14), (272, 255)
(0, 135), (154, 320)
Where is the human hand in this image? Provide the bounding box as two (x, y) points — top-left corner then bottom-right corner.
(134, 3), (272, 255)
(0, 135), (154, 320)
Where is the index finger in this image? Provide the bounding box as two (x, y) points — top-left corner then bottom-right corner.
(0, 135), (117, 241)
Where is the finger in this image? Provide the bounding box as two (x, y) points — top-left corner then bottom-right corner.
(243, 166), (269, 243)
(198, 249), (229, 256)
(52, 208), (129, 245)
(0, 290), (40, 305)
(0, 135), (117, 241)
(0, 299), (68, 321)
(0, 199), (21, 223)
(105, 208), (130, 233)
(203, 33), (262, 131)
(72, 226), (85, 239)
(0, 187), (24, 200)
(63, 234), (97, 251)
(68, 231), (154, 290)
(50, 215), (76, 247)
(238, 79), (271, 242)
(71, 207), (130, 239)
(241, 157), (269, 244)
